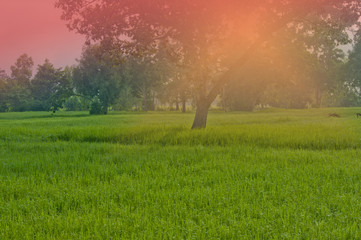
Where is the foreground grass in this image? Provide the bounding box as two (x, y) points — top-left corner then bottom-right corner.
(1, 108), (361, 239)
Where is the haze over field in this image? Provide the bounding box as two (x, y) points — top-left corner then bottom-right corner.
(0, 0), (84, 73)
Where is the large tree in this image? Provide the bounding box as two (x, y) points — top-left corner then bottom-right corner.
(56, 0), (361, 128)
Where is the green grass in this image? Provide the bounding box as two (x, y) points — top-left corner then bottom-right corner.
(1, 108), (361, 239)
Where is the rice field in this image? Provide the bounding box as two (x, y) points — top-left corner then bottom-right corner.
(1, 108), (361, 239)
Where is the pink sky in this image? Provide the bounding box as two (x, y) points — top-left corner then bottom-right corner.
(0, 0), (85, 74)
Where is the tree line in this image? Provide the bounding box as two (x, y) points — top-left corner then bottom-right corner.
(1, 37), (361, 114)
(0, 47), (191, 114)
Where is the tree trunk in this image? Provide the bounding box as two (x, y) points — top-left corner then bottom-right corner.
(175, 96), (180, 111)
(315, 87), (322, 108)
(182, 98), (186, 113)
(180, 91), (187, 113)
(102, 104), (108, 114)
(169, 102), (174, 111)
(143, 96), (147, 111)
(191, 100), (210, 129)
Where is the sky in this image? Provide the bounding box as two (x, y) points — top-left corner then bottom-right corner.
(0, 0), (85, 74)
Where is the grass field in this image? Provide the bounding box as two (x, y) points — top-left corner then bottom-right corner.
(1, 108), (361, 239)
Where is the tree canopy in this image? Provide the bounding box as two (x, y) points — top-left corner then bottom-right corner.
(31, 60), (73, 111)
(10, 54), (34, 87)
(73, 45), (128, 114)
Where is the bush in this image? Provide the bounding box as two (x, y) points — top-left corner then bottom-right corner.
(90, 97), (102, 115)
(64, 96), (84, 111)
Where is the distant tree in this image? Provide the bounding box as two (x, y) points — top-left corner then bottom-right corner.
(113, 84), (138, 111)
(31, 59), (60, 111)
(89, 96), (102, 114)
(31, 60), (73, 111)
(73, 44), (127, 114)
(221, 46), (276, 111)
(306, 44), (347, 107)
(64, 96), (90, 111)
(129, 56), (168, 111)
(0, 69), (7, 79)
(6, 54), (34, 111)
(157, 67), (192, 112)
(51, 66), (74, 111)
(346, 39), (361, 101)
(154, 41), (190, 112)
(0, 70), (9, 112)
(221, 30), (317, 110)
(10, 54), (34, 87)
(6, 85), (31, 111)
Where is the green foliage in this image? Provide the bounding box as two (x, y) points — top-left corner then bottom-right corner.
(73, 45), (127, 114)
(113, 85), (138, 111)
(0, 71), (8, 112)
(49, 66), (74, 112)
(128, 55), (171, 111)
(1, 109), (361, 238)
(31, 60), (64, 111)
(0, 56), (74, 112)
(63, 96), (89, 111)
(344, 38), (361, 106)
(89, 96), (103, 115)
(5, 85), (32, 112)
(10, 54), (33, 87)
(221, 29), (356, 110)
(3, 54), (35, 111)
(347, 40), (361, 86)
